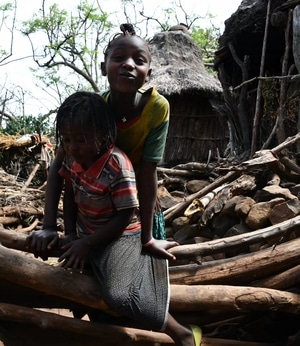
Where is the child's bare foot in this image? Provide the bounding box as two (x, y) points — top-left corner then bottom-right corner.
(176, 325), (202, 346)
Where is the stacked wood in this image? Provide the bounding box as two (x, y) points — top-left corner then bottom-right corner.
(2, 134), (300, 344)
(0, 133), (54, 190)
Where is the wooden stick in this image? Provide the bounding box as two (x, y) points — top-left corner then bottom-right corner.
(164, 171), (239, 224)
(21, 163), (40, 192)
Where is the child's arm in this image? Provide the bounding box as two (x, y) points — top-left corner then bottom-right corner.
(59, 207), (135, 272)
(59, 178), (78, 245)
(42, 144), (65, 229)
(138, 160), (178, 261)
(137, 161), (157, 245)
(26, 145), (65, 259)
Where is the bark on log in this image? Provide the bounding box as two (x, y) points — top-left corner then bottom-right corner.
(0, 227), (45, 253)
(1, 214), (300, 261)
(0, 302), (173, 346)
(0, 303), (278, 346)
(268, 158), (300, 183)
(0, 205), (43, 217)
(1, 244), (300, 317)
(169, 215), (300, 260)
(164, 171), (240, 224)
(184, 185), (228, 217)
(0, 244), (111, 313)
(253, 263), (300, 290)
(279, 154), (300, 175)
(169, 236), (300, 285)
(170, 284), (300, 314)
(0, 216), (20, 225)
(157, 167), (205, 178)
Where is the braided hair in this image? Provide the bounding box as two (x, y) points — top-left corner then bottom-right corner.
(103, 23), (150, 61)
(56, 91), (117, 151)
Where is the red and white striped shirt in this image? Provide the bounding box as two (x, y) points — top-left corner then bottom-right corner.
(59, 146), (140, 236)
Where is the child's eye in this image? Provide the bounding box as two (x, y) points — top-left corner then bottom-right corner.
(112, 55), (124, 62)
(135, 57), (146, 65)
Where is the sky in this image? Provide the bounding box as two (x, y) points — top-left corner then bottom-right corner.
(0, 0), (242, 116)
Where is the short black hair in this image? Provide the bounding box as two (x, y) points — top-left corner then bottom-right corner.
(56, 91), (116, 150)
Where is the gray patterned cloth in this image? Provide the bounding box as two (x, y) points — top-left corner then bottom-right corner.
(89, 232), (170, 331)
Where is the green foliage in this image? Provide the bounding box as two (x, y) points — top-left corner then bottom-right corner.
(0, 2), (14, 61)
(0, 2), (13, 11)
(191, 25), (220, 66)
(0, 0), (223, 133)
(3, 114), (54, 137)
(21, 0), (114, 94)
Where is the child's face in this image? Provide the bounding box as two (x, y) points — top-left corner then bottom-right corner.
(102, 35), (152, 93)
(60, 118), (102, 169)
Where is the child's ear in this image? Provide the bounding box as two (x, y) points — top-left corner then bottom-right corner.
(145, 68), (152, 83)
(101, 62), (107, 76)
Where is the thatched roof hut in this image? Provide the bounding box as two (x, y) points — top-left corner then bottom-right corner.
(214, 0), (300, 158)
(146, 30), (228, 165)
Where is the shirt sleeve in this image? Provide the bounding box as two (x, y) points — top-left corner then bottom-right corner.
(110, 151), (139, 211)
(142, 93), (170, 162)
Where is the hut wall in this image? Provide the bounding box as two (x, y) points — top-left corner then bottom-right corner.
(163, 94), (228, 165)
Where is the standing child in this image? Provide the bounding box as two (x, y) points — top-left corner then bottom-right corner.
(47, 91), (201, 346)
(28, 23), (174, 261)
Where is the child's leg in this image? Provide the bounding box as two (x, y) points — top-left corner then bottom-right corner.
(164, 313), (199, 346)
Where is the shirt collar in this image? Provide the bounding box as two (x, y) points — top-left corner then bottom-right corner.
(72, 146), (114, 178)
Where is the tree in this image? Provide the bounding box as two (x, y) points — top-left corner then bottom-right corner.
(21, 0), (219, 100)
(191, 25), (220, 69)
(3, 113), (54, 136)
(0, 0), (16, 64)
(0, 0), (222, 134)
(21, 1), (114, 101)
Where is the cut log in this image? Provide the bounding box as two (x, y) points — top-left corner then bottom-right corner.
(253, 263), (300, 290)
(157, 167), (205, 178)
(1, 214), (300, 262)
(0, 243), (110, 313)
(0, 216), (20, 225)
(184, 185), (229, 217)
(164, 171), (240, 224)
(169, 215), (300, 260)
(169, 236), (300, 285)
(0, 205), (43, 217)
(0, 302), (173, 346)
(1, 244), (300, 317)
(170, 285), (300, 314)
(0, 304), (278, 346)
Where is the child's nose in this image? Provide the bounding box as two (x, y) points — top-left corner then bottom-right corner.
(122, 58), (135, 69)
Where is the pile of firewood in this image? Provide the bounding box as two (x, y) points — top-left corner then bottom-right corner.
(1, 134), (300, 345)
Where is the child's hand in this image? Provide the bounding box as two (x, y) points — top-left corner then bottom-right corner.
(26, 228), (59, 260)
(58, 233), (78, 249)
(58, 238), (90, 273)
(144, 239), (179, 261)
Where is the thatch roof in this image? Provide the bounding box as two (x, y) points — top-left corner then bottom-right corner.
(145, 30), (222, 97)
(215, 0), (295, 80)
(218, 0), (286, 48)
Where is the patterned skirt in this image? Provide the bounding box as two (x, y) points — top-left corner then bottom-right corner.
(89, 232), (169, 331)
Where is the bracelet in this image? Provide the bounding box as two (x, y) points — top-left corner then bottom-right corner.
(142, 238), (155, 248)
